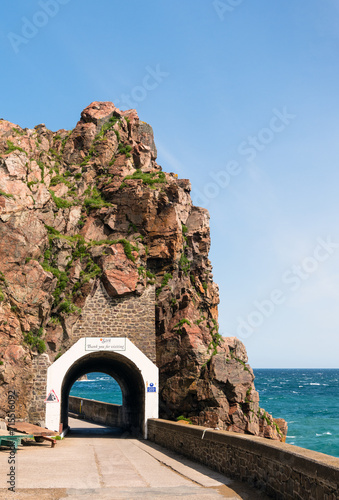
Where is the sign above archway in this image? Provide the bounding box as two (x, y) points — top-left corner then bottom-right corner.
(85, 337), (126, 352)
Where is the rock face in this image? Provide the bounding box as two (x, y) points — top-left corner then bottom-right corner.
(0, 102), (287, 440)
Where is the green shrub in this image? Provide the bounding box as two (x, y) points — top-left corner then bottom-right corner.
(45, 225), (60, 236)
(173, 318), (191, 335)
(156, 273), (173, 296)
(61, 131), (72, 152)
(59, 300), (81, 315)
(0, 190), (14, 199)
(95, 115), (119, 141)
(37, 161), (45, 182)
(49, 148), (62, 161)
(12, 127), (24, 136)
(118, 143), (132, 158)
(123, 169), (166, 187)
(5, 140), (25, 154)
(179, 252), (190, 275)
(50, 174), (71, 187)
(176, 415), (192, 424)
(49, 190), (73, 209)
(23, 328), (46, 354)
(84, 187), (112, 210)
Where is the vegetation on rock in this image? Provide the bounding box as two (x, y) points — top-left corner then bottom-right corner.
(0, 101), (287, 441)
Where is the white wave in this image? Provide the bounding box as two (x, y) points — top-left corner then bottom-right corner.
(292, 391), (299, 394)
(299, 385), (303, 388)
(287, 435), (296, 438)
(310, 383), (321, 386)
(316, 432), (332, 437)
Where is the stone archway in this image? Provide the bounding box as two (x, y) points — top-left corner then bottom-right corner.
(45, 338), (158, 437)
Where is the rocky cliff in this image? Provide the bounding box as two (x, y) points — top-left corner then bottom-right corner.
(0, 102), (287, 440)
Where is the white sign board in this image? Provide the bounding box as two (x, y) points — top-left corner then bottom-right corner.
(85, 337), (126, 352)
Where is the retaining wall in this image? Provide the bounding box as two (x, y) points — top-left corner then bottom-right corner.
(69, 396), (122, 427)
(147, 418), (339, 499)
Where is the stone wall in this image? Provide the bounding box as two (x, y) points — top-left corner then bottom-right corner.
(147, 419), (339, 500)
(69, 396), (123, 427)
(73, 283), (156, 363)
(29, 354), (50, 424)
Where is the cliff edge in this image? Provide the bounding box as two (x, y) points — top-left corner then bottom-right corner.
(0, 102), (287, 440)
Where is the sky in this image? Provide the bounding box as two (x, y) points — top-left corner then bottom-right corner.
(1, 0), (339, 368)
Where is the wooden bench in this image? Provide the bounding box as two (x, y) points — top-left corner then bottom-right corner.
(7, 423), (58, 448)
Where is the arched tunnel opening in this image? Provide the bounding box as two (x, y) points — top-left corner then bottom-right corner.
(60, 351), (145, 435)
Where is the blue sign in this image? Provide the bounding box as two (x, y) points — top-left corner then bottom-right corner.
(147, 383), (156, 393)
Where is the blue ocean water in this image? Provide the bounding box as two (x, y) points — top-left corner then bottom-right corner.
(253, 369), (339, 458)
(70, 372), (122, 405)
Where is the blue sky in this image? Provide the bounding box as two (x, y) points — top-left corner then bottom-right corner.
(1, 0), (339, 367)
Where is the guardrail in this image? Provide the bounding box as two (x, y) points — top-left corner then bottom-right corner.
(147, 418), (339, 499)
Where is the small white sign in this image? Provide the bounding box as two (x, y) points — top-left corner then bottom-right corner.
(85, 337), (126, 352)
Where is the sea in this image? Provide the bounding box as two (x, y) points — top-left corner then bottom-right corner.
(70, 372), (122, 405)
(253, 369), (339, 458)
(70, 369), (339, 458)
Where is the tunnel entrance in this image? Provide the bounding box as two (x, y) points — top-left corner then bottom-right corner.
(68, 372), (123, 431)
(61, 352), (144, 433)
(45, 338), (159, 437)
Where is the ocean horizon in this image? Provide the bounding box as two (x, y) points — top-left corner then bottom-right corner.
(253, 368), (339, 458)
(70, 368), (339, 458)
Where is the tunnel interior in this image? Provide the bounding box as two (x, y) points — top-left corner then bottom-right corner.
(60, 351), (145, 434)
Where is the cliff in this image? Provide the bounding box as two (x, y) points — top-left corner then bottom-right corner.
(0, 102), (287, 440)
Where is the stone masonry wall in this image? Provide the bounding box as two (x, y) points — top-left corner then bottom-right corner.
(29, 354), (50, 423)
(147, 419), (339, 500)
(72, 283), (156, 363)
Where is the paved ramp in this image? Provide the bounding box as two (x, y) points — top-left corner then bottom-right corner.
(0, 418), (270, 499)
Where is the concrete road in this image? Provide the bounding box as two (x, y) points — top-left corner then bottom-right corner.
(0, 418), (270, 499)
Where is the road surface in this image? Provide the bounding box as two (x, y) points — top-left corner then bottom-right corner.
(0, 418), (271, 499)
